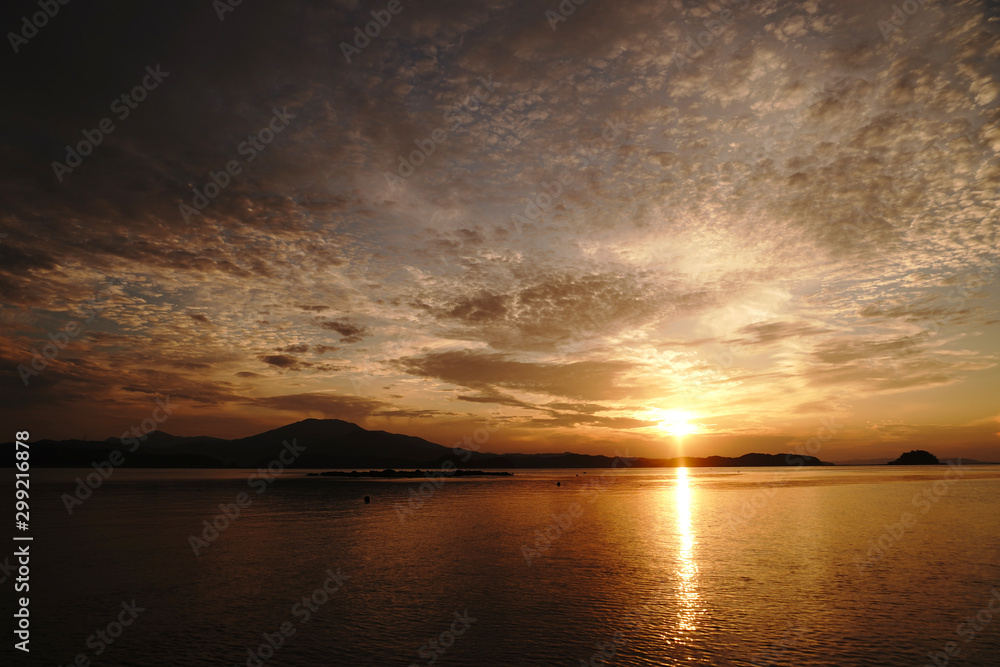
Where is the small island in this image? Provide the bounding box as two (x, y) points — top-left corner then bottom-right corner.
(887, 450), (940, 465)
(306, 468), (514, 478)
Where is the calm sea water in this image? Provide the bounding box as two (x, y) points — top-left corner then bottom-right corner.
(3, 465), (999, 666)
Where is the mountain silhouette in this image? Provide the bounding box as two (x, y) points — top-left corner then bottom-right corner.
(886, 449), (940, 465)
(5, 418), (834, 468)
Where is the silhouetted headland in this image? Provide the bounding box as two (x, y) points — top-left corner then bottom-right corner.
(887, 450), (940, 465)
(307, 469), (514, 478)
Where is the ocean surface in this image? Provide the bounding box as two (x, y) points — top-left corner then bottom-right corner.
(4, 465), (1000, 666)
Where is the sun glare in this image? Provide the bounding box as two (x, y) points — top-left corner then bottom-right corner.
(651, 410), (699, 437)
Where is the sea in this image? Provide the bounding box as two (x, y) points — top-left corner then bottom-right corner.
(3, 465), (999, 666)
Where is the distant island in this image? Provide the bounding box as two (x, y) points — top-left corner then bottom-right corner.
(307, 469), (514, 478)
(887, 450), (940, 465)
(3, 418), (834, 469)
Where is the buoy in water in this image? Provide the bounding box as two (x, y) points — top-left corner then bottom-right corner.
(364, 496), (371, 504)
(556, 482), (561, 487)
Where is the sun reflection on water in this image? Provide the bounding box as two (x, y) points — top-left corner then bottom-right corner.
(675, 467), (699, 634)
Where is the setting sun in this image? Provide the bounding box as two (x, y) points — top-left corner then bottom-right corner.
(652, 410), (700, 438)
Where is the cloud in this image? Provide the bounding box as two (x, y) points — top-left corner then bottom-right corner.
(726, 321), (831, 346)
(320, 320), (370, 343)
(812, 335), (925, 365)
(396, 349), (646, 402)
(248, 392), (389, 421)
(258, 354), (302, 369)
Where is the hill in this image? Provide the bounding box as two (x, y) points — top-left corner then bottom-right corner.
(887, 450), (940, 465)
(4, 419), (833, 469)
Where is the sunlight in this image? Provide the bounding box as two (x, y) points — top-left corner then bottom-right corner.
(650, 409), (699, 437)
(675, 467), (699, 634)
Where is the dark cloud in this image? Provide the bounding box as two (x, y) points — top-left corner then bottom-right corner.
(726, 321), (830, 346)
(544, 402), (610, 414)
(170, 361), (211, 370)
(320, 320), (370, 343)
(456, 388), (540, 411)
(258, 354), (302, 369)
(248, 393), (388, 421)
(520, 413), (655, 430)
(396, 349), (644, 401)
(416, 270), (679, 351)
(373, 408), (454, 419)
(813, 335), (925, 365)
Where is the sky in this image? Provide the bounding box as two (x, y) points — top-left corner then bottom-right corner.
(1, 0), (998, 462)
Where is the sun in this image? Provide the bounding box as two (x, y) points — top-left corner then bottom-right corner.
(652, 410), (699, 437)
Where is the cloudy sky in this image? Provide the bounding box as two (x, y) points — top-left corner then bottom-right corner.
(2, 0), (998, 461)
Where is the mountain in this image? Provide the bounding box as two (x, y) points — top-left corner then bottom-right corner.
(4, 419), (833, 469)
(887, 450), (940, 465)
(832, 456), (998, 466)
(12, 437), (226, 468)
(5, 419), (469, 469)
(107, 418), (465, 468)
(669, 452), (834, 467)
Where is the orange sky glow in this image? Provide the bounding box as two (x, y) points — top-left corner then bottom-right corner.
(2, 0), (999, 463)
